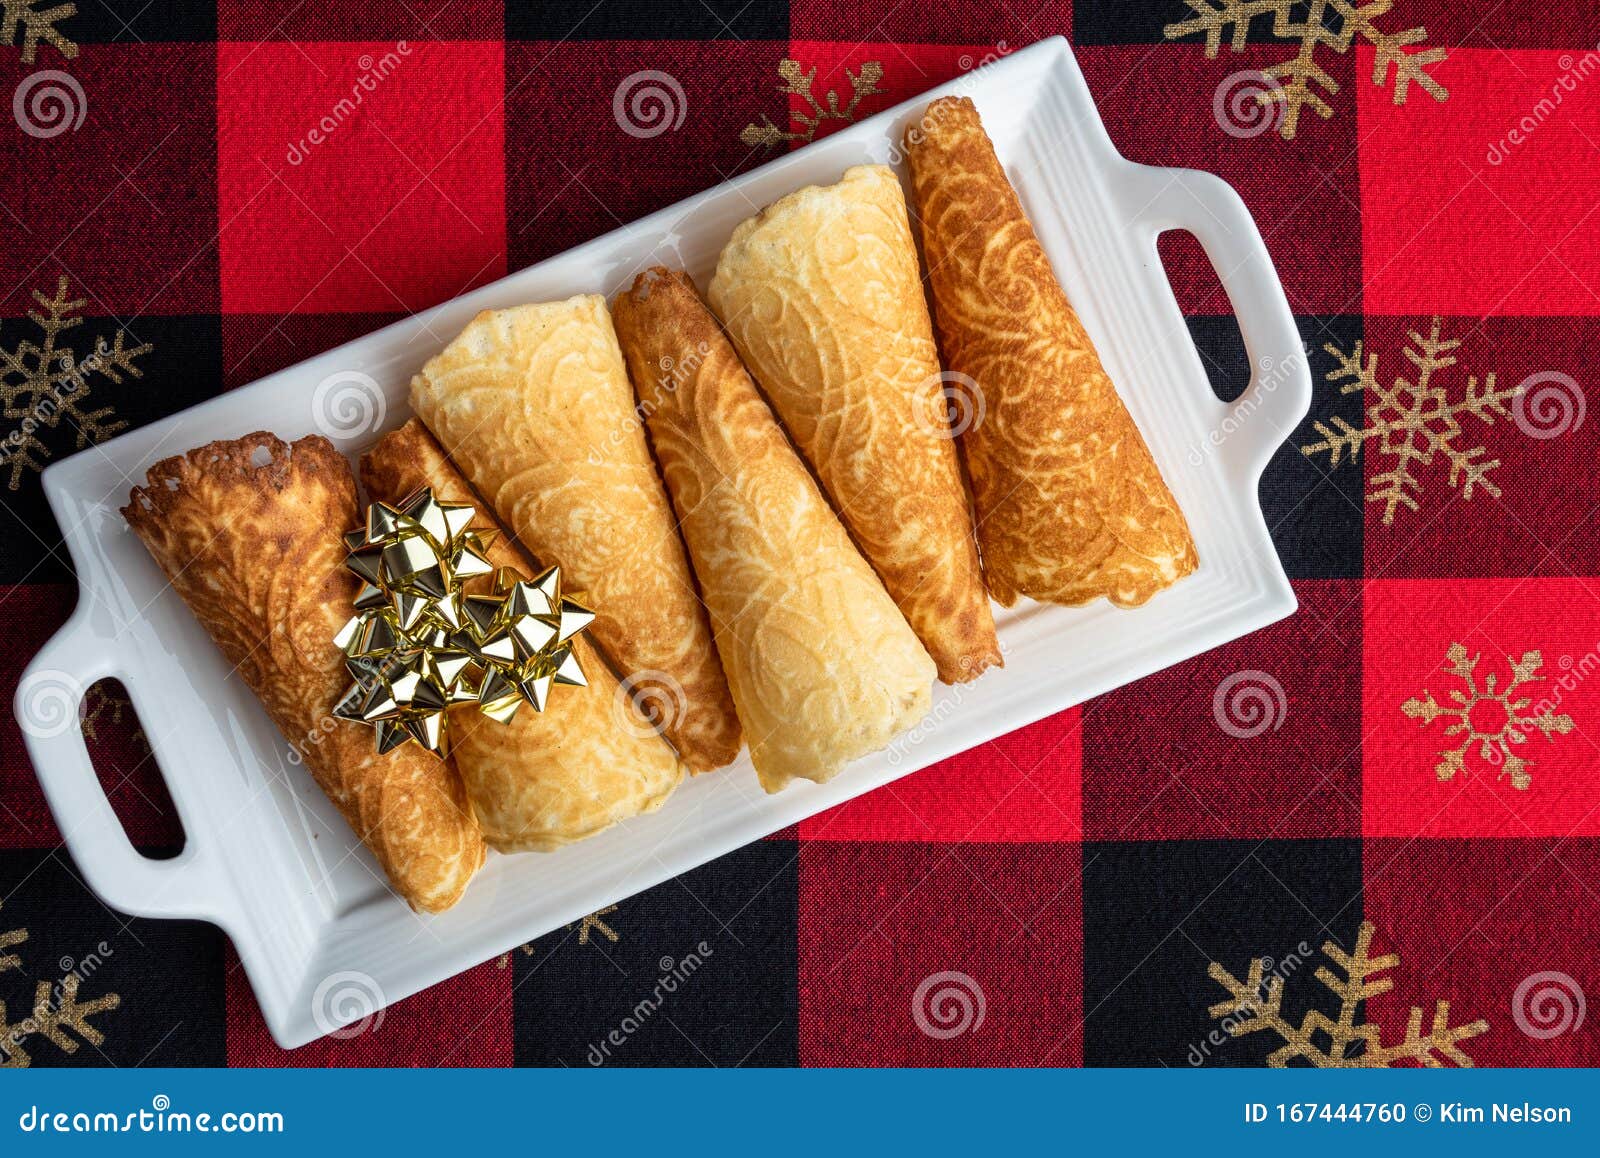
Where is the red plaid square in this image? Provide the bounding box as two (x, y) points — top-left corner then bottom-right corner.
(1364, 577), (1600, 838)
(791, 2), (1068, 45)
(799, 708), (1081, 842)
(1360, 46), (1600, 317)
(1083, 580), (1362, 841)
(218, 1), (501, 40)
(221, 311), (405, 388)
(1077, 44), (1362, 316)
(217, 40), (505, 315)
(1352, 315), (1600, 579)
(225, 949), (512, 1065)
(0, 45), (218, 316)
(504, 39), (786, 270)
(1401, 0), (1583, 48)
(1365, 837), (1600, 1066)
(799, 841), (1082, 1065)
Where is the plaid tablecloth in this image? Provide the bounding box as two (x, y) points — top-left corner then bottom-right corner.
(3, 0), (1598, 1067)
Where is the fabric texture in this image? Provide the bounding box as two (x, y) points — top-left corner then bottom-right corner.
(3, 0), (1597, 1067)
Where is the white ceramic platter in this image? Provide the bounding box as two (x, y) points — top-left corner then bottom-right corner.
(18, 37), (1309, 1047)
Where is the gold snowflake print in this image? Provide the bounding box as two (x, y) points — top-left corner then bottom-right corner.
(1209, 921), (1486, 1066)
(496, 943), (533, 969)
(570, 905), (619, 945)
(740, 59), (885, 150)
(0, 903), (120, 1069)
(1300, 318), (1524, 524)
(0, 277), (150, 490)
(496, 904), (622, 967)
(2, 0), (78, 62)
(2, 975), (121, 1068)
(0, 919), (24, 975)
(79, 683), (147, 747)
(1402, 643), (1574, 790)
(1164, 0), (1447, 139)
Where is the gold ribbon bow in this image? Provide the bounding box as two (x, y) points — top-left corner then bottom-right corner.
(332, 487), (594, 755)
